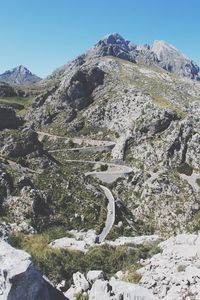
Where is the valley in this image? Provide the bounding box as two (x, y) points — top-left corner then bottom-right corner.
(0, 33), (200, 299)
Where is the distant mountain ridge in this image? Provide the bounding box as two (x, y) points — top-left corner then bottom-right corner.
(0, 65), (41, 85)
(1, 34), (199, 85)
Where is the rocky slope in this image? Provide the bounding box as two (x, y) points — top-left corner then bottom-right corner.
(0, 33), (200, 299)
(0, 65), (41, 85)
(139, 234), (200, 299)
(25, 34), (200, 235)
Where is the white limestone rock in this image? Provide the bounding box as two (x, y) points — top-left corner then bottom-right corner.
(86, 270), (106, 284)
(139, 234), (200, 300)
(110, 278), (157, 300)
(0, 241), (67, 300)
(73, 272), (89, 292)
(49, 237), (89, 252)
(89, 280), (112, 300)
(106, 235), (160, 246)
(89, 278), (157, 300)
(64, 286), (79, 300)
(50, 230), (97, 252)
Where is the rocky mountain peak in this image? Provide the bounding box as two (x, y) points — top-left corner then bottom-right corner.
(97, 33), (136, 51)
(101, 33), (125, 44)
(51, 34), (200, 82)
(0, 65), (41, 85)
(15, 65), (31, 74)
(151, 40), (188, 61)
(151, 40), (200, 79)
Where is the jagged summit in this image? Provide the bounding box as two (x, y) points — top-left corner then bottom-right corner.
(98, 33), (136, 51)
(15, 65), (31, 73)
(51, 33), (200, 81)
(100, 33), (125, 44)
(0, 65), (41, 85)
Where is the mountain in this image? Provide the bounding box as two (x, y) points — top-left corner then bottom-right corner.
(0, 33), (200, 300)
(0, 65), (41, 85)
(25, 32), (200, 236)
(49, 33), (200, 81)
(151, 40), (200, 79)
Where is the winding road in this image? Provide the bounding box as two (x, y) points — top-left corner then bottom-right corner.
(98, 185), (116, 242)
(37, 131), (133, 242)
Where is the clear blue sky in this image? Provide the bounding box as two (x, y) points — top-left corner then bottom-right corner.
(0, 0), (200, 78)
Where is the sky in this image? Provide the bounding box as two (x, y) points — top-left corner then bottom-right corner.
(0, 0), (200, 78)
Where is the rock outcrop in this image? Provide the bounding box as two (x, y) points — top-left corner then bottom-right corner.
(2, 128), (43, 158)
(65, 270), (156, 300)
(0, 241), (67, 300)
(0, 82), (17, 97)
(0, 222), (36, 242)
(0, 106), (21, 130)
(139, 234), (200, 299)
(151, 40), (200, 80)
(86, 270), (106, 284)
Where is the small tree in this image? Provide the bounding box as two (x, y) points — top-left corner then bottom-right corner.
(100, 164), (108, 171)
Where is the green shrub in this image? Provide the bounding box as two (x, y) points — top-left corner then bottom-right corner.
(68, 139), (75, 148)
(196, 178), (200, 187)
(44, 226), (74, 242)
(177, 163), (193, 176)
(187, 211), (200, 233)
(75, 293), (89, 300)
(122, 266), (142, 284)
(9, 232), (161, 289)
(100, 164), (108, 171)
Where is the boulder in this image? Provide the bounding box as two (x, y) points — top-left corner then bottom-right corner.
(106, 235), (160, 247)
(86, 270), (106, 284)
(0, 241), (67, 300)
(72, 272), (89, 292)
(49, 237), (88, 252)
(89, 278), (156, 300)
(64, 286), (78, 300)
(89, 280), (111, 300)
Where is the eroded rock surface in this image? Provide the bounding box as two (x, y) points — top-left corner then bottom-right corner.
(0, 106), (21, 130)
(139, 234), (200, 299)
(0, 241), (67, 300)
